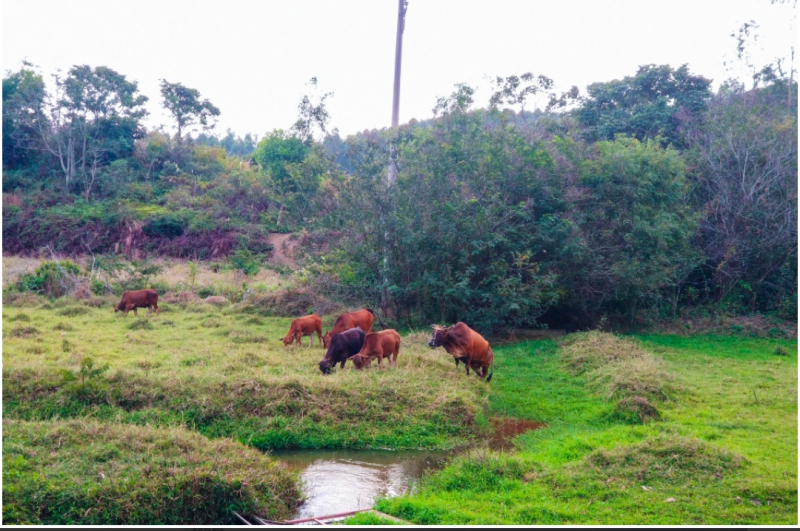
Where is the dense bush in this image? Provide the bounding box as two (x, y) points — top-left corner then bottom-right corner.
(16, 261), (81, 298)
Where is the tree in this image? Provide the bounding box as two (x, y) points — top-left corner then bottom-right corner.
(2, 62), (47, 171)
(291, 77), (334, 144)
(25, 65), (148, 198)
(159, 80), (220, 145)
(575, 64), (712, 147)
(686, 83), (797, 312)
(554, 136), (701, 324)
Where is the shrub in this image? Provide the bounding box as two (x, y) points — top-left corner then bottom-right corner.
(197, 286), (217, 298)
(142, 212), (187, 238)
(16, 261), (81, 298)
(230, 248), (261, 276)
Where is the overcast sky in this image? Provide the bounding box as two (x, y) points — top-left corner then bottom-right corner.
(3, 0), (796, 140)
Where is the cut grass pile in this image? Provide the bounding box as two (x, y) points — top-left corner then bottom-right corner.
(2, 418), (300, 525)
(377, 333), (797, 524)
(2, 306), (488, 450)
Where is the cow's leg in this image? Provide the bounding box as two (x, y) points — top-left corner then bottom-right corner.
(340, 359), (346, 369)
(308, 334), (313, 348)
(133, 307), (138, 317)
(464, 356), (471, 376)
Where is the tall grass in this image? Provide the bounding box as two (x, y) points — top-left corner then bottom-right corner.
(2, 419), (301, 525)
(2, 304), (489, 450)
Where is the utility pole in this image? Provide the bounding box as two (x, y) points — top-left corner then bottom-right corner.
(382, 0), (408, 318)
(387, 0), (408, 184)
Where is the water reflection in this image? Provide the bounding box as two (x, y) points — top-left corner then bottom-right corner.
(272, 449), (450, 519)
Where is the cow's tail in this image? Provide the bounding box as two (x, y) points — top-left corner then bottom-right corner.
(486, 348), (495, 383)
(365, 308), (389, 330)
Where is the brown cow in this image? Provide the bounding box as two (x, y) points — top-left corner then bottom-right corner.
(351, 329), (401, 370)
(322, 308), (388, 348)
(114, 289), (159, 316)
(282, 314), (323, 347)
(428, 322), (494, 382)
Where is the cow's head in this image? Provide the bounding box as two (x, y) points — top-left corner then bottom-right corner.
(282, 332), (295, 347)
(318, 359), (333, 375)
(113, 302), (124, 313)
(428, 325), (451, 348)
(351, 354), (371, 370)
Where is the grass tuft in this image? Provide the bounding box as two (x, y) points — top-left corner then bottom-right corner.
(127, 320), (154, 331)
(584, 434), (747, 483)
(8, 326), (39, 338)
(2, 418), (301, 525)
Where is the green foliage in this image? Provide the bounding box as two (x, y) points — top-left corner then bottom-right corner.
(230, 248), (261, 276)
(159, 79), (220, 144)
(142, 212), (187, 238)
(16, 260), (81, 298)
(576, 64), (712, 147)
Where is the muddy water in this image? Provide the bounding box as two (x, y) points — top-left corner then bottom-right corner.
(272, 418), (546, 520)
(273, 449), (451, 520)
(488, 417), (547, 450)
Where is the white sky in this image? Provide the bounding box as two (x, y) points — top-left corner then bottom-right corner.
(3, 0), (796, 140)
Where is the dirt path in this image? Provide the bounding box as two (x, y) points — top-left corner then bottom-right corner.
(266, 232), (298, 269)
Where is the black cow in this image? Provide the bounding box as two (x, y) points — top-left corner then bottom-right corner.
(318, 326), (366, 374)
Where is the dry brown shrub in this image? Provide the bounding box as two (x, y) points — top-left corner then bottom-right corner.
(615, 396), (661, 423)
(162, 291), (202, 304)
(5, 292), (44, 307)
(204, 296), (229, 306)
(240, 288), (340, 317)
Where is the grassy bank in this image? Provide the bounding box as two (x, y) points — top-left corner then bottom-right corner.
(2, 418), (301, 525)
(377, 333), (797, 524)
(2, 302), (488, 450)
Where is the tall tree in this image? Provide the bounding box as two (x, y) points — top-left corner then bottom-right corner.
(291, 77), (334, 144)
(575, 64), (712, 147)
(28, 65), (148, 196)
(159, 80), (220, 145)
(2, 62), (47, 171)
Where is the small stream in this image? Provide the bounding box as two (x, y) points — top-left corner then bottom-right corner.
(272, 449), (451, 520)
(272, 417), (545, 521)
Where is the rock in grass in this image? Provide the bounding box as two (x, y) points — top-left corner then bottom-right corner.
(2, 419), (302, 525)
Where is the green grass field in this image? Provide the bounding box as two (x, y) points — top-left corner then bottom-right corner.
(2, 300), (488, 450)
(3, 296), (796, 525)
(377, 332), (798, 524)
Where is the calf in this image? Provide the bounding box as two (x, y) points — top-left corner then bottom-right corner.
(322, 308), (388, 348)
(282, 314), (323, 347)
(318, 327), (366, 374)
(428, 322), (494, 382)
(350, 329), (401, 370)
(114, 289), (159, 317)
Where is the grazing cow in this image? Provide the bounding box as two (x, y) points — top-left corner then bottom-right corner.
(318, 327), (366, 374)
(282, 314), (323, 347)
(428, 322), (494, 382)
(350, 329), (401, 370)
(322, 308), (388, 348)
(114, 289), (159, 317)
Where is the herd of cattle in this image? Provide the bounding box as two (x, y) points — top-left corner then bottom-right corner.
(114, 290), (494, 382)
